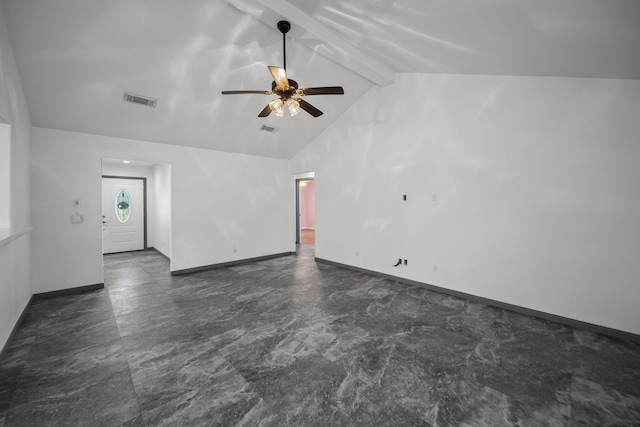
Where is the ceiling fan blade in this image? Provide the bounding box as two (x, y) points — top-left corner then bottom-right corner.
(222, 90), (272, 95)
(258, 104), (272, 117)
(298, 99), (323, 117)
(299, 86), (344, 96)
(268, 66), (289, 88)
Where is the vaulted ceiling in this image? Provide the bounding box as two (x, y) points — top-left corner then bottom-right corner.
(3, 0), (639, 159)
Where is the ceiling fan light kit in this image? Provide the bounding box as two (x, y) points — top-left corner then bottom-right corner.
(222, 20), (344, 118)
(269, 98), (284, 117)
(287, 98), (301, 116)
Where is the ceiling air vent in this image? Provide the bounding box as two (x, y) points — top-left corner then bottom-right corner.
(124, 92), (157, 108)
(260, 124), (278, 133)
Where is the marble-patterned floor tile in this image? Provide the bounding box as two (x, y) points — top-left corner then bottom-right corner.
(572, 329), (640, 399)
(164, 276), (233, 301)
(115, 306), (189, 337)
(333, 347), (441, 425)
(125, 336), (259, 426)
(469, 326), (576, 416)
(104, 266), (156, 289)
(262, 316), (348, 369)
(228, 263), (268, 274)
(3, 248), (640, 426)
(3, 340), (140, 426)
(121, 316), (205, 352)
(569, 376), (640, 426)
(183, 298), (267, 336)
(208, 323), (289, 374)
(0, 335), (35, 370)
(28, 311), (121, 359)
(33, 290), (114, 319)
(240, 353), (350, 425)
(110, 291), (180, 317)
(0, 365), (24, 424)
(153, 274), (198, 291)
(107, 279), (159, 300)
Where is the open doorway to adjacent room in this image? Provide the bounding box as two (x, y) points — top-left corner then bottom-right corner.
(295, 175), (315, 247)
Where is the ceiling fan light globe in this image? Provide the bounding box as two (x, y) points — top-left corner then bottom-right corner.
(269, 98), (284, 117)
(287, 98), (301, 116)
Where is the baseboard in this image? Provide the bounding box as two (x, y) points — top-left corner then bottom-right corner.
(0, 295), (34, 361)
(315, 257), (640, 344)
(33, 283), (105, 300)
(171, 252), (295, 276)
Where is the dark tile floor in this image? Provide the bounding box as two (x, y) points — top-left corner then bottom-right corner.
(1, 247), (640, 426)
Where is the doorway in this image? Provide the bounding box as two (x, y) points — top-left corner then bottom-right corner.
(102, 176), (147, 254)
(296, 178), (315, 246)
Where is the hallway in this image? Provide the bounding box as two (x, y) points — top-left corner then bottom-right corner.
(1, 248), (639, 425)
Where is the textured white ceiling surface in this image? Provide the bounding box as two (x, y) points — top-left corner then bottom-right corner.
(3, 0), (639, 159)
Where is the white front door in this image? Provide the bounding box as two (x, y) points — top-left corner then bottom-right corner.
(102, 177), (145, 254)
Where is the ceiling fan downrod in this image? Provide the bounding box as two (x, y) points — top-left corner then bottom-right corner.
(277, 20), (291, 70)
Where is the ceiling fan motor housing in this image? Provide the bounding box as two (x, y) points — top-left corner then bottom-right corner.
(271, 79), (297, 89)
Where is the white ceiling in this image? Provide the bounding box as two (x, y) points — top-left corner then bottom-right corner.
(3, 0), (639, 159)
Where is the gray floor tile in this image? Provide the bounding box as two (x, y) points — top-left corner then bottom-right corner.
(1, 247), (639, 426)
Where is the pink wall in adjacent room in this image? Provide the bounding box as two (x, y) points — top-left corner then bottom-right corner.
(299, 180), (315, 228)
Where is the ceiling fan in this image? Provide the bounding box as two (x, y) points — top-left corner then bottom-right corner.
(221, 20), (344, 118)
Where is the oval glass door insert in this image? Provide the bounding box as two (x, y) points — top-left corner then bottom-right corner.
(115, 188), (132, 223)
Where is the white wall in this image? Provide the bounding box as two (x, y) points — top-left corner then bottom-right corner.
(292, 73), (640, 335)
(0, 2), (32, 350)
(31, 127), (291, 293)
(0, 121), (10, 228)
(153, 163), (171, 258)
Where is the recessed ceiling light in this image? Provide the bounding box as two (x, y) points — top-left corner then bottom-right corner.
(123, 160), (130, 164)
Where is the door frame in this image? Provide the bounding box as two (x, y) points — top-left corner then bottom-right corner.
(292, 171), (315, 251)
(102, 175), (148, 250)
(295, 176), (315, 245)
(295, 178), (302, 245)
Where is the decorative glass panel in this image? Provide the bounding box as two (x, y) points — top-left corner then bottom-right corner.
(115, 189), (131, 223)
